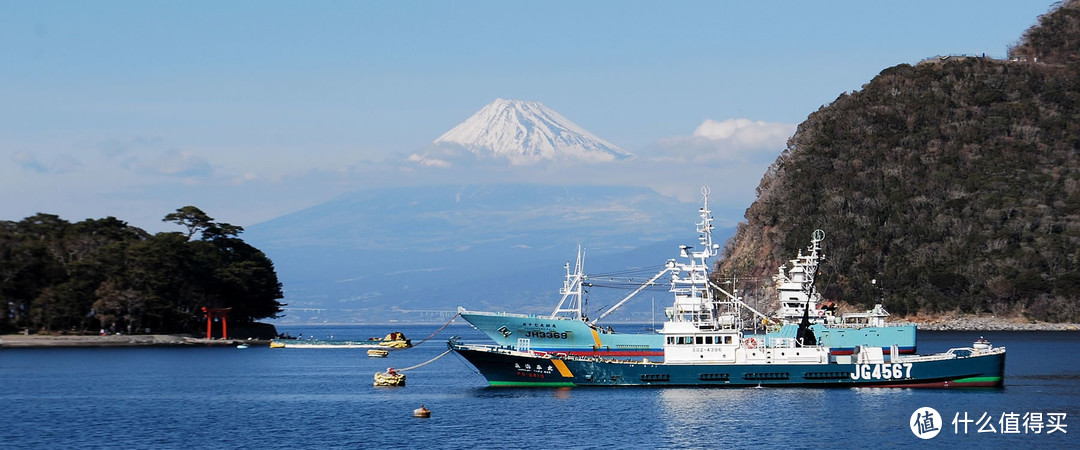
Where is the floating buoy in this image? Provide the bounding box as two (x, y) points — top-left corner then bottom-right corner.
(413, 405), (430, 418)
(373, 368), (406, 387)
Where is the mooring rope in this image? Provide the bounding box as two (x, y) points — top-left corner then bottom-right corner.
(397, 349), (453, 372)
(409, 313), (461, 347)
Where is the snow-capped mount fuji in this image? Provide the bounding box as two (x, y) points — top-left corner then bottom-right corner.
(432, 98), (633, 164)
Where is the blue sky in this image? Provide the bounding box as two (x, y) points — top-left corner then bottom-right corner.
(0, 1), (1059, 233)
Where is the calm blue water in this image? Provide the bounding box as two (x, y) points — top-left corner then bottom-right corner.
(2, 325), (1077, 449)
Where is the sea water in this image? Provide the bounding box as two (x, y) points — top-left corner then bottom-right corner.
(2, 325), (1077, 449)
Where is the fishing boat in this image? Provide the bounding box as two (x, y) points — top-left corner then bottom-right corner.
(449, 337), (1004, 388)
(450, 225), (1005, 388)
(457, 187), (725, 358)
(270, 332), (411, 349)
(459, 187), (917, 358)
(760, 229), (917, 355)
(459, 244), (664, 358)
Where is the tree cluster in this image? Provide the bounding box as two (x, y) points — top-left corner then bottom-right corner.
(717, 1), (1080, 322)
(0, 207), (284, 334)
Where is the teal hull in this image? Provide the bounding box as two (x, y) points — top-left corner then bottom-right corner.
(460, 312), (917, 357)
(450, 341), (1004, 388)
(460, 312), (662, 357)
(761, 323), (917, 355)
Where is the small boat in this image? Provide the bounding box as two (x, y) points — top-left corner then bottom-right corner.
(236, 343), (249, 349)
(367, 349), (389, 358)
(373, 332), (412, 349)
(413, 405), (431, 418)
(373, 368), (406, 387)
(270, 332), (412, 349)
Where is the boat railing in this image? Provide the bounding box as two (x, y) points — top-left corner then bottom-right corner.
(820, 321), (917, 329)
(892, 352), (957, 363)
(892, 345), (1004, 363)
(451, 341), (539, 356)
(957, 345), (1006, 357)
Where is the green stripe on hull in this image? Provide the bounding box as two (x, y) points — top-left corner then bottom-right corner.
(953, 376), (1002, 384)
(489, 381), (577, 387)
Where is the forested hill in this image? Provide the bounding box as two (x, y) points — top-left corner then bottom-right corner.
(717, 1), (1080, 322)
(0, 207), (284, 334)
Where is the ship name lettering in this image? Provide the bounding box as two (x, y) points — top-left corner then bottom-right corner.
(524, 330), (569, 339)
(849, 363), (912, 380)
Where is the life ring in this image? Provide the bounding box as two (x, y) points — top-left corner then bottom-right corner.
(744, 337), (758, 349)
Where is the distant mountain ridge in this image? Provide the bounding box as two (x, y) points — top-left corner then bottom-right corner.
(432, 98), (632, 164)
(244, 184), (736, 324)
(717, 0), (1080, 323)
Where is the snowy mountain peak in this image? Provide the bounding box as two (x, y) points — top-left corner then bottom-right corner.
(433, 98), (632, 164)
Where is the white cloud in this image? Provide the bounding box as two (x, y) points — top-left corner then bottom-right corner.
(407, 153), (452, 168)
(136, 149), (213, 177)
(693, 118), (792, 144)
(652, 118), (795, 163)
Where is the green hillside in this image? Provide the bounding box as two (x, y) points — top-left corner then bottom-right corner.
(717, 1), (1080, 322)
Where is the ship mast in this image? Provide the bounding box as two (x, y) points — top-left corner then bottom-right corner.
(589, 186), (718, 326)
(550, 245), (587, 320)
(666, 186), (722, 326)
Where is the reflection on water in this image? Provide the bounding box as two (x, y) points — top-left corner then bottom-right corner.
(657, 388), (834, 447)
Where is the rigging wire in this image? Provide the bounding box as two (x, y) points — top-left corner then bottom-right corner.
(397, 349), (453, 372)
(407, 313), (461, 347)
(586, 264), (668, 278)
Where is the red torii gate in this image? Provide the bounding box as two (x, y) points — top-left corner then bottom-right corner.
(202, 307), (232, 339)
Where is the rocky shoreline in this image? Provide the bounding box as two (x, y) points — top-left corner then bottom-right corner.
(0, 334), (269, 348)
(894, 312), (1080, 332)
